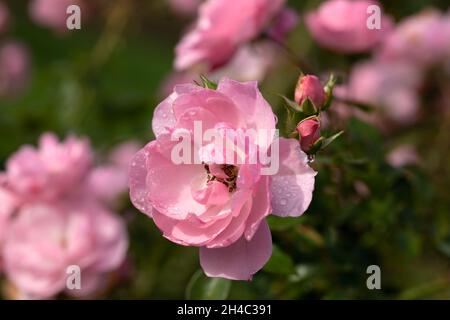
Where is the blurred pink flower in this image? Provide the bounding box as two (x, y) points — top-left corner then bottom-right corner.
(0, 2), (10, 34)
(162, 41), (279, 97)
(305, 0), (393, 53)
(175, 0), (285, 71)
(168, 0), (203, 16)
(267, 8), (299, 43)
(86, 141), (141, 204)
(0, 42), (30, 97)
(342, 60), (422, 125)
(6, 133), (93, 201)
(296, 118), (321, 153)
(386, 145), (420, 168)
(129, 78), (316, 280)
(377, 9), (450, 68)
(0, 133), (130, 298)
(29, 0), (86, 33)
(210, 41), (279, 82)
(108, 141), (142, 169)
(3, 201), (128, 299)
(295, 75), (326, 108)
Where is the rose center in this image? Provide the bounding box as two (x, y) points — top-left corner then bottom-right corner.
(203, 163), (238, 193)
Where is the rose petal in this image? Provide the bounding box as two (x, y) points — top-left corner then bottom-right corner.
(270, 138), (316, 217)
(199, 219), (272, 280)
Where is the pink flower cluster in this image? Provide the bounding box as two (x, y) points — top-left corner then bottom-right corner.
(336, 9), (450, 127)
(130, 78), (316, 280)
(0, 133), (135, 299)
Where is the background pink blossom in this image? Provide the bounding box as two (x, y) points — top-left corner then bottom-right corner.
(305, 0), (393, 53)
(175, 0), (285, 71)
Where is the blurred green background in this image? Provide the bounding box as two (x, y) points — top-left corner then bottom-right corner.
(1, 0), (450, 299)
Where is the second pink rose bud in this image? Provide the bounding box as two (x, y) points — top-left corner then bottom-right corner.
(295, 75), (326, 109)
(296, 118), (321, 153)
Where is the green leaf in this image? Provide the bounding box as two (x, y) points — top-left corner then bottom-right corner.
(263, 245), (295, 275)
(186, 270), (231, 300)
(199, 74), (218, 90)
(278, 94), (303, 112)
(307, 136), (325, 155)
(300, 98), (318, 116)
(320, 131), (344, 150)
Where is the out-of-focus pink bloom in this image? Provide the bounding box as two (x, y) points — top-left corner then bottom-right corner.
(163, 41), (279, 97)
(86, 142), (141, 204)
(169, 0), (203, 16)
(108, 141), (142, 169)
(6, 133), (92, 201)
(377, 10), (450, 68)
(267, 8), (299, 43)
(296, 118), (321, 153)
(295, 75), (326, 108)
(342, 60), (422, 125)
(130, 78), (316, 280)
(210, 41), (278, 82)
(29, 0), (86, 33)
(386, 145), (420, 168)
(175, 0), (285, 71)
(3, 201), (128, 299)
(0, 42), (30, 97)
(0, 2), (10, 34)
(305, 0), (393, 53)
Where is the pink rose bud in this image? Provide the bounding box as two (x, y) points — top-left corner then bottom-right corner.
(295, 75), (326, 108)
(296, 118), (321, 152)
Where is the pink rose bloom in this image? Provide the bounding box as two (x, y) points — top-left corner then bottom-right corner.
(175, 0), (285, 71)
(86, 141), (141, 204)
(377, 10), (450, 68)
(267, 8), (299, 43)
(305, 0), (393, 53)
(0, 42), (30, 97)
(130, 78), (316, 280)
(29, 0), (86, 32)
(6, 133), (92, 201)
(169, 0), (203, 16)
(343, 60), (422, 125)
(0, 2), (10, 34)
(3, 201), (128, 299)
